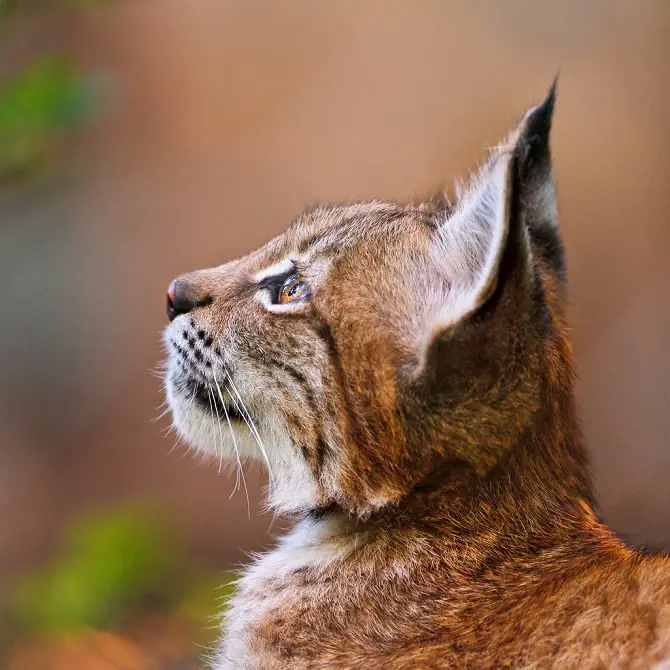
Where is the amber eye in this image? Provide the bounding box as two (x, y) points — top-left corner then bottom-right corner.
(278, 274), (307, 304)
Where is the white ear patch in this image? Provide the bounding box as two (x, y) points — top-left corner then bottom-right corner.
(431, 151), (514, 328)
(429, 90), (558, 331)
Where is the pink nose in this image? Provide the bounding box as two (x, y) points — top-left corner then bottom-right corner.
(167, 280), (176, 303)
(166, 280), (178, 321)
(166, 277), (212, 322)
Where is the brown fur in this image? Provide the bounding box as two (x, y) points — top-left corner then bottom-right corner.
(163, 86), (670, 668)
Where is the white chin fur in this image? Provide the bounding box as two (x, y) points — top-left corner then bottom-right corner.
(166, 377), (319, 514)
(166, 377), (259, 460)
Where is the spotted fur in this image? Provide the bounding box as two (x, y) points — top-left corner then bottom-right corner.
(163, 84), (670, 669)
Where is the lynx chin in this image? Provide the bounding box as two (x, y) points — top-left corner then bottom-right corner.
(162, 82), (670, 669)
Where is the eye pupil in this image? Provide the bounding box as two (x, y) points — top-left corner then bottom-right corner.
(278, 274), (307, 304)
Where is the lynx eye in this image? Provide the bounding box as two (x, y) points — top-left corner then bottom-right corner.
(278, 274), (307, 304)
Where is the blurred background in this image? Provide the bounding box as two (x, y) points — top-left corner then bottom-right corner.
(0, 1), (668, 667)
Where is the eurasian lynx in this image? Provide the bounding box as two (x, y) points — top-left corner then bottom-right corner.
(163, 83), (670, 669)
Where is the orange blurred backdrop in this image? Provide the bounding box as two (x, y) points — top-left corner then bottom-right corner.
(0, 0), (668, 653)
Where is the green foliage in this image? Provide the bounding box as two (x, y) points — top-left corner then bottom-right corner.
(11, 503), (239, 641)
(0, 0), (108, 20)
(0, 57), (92, 180)
(12, 505), (177, 634)
(178, 571), (237, 646)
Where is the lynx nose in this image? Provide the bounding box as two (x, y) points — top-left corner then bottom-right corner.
(166, 277), (212, 322)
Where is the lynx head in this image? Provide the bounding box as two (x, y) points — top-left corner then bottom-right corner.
(163, 83), (580, 516)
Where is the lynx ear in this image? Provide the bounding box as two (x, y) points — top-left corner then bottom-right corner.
(430, 81), (558, 328)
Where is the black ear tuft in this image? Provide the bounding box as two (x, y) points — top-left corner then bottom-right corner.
(527, 76), (557, 139)
(515, 77), (557, 181)
(510, 77), (566, 284)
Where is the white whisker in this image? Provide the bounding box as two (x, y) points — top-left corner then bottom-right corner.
(183, 384), (208, 453)
(213, 378), (251, 519)
(224, 369), (275, 485)
(213, 380), (240, 491)
(206, 386), (226, 475)
(166, 382), (199, 453)
(167, 434), (184, 456)
(150, 403), (173, 423)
